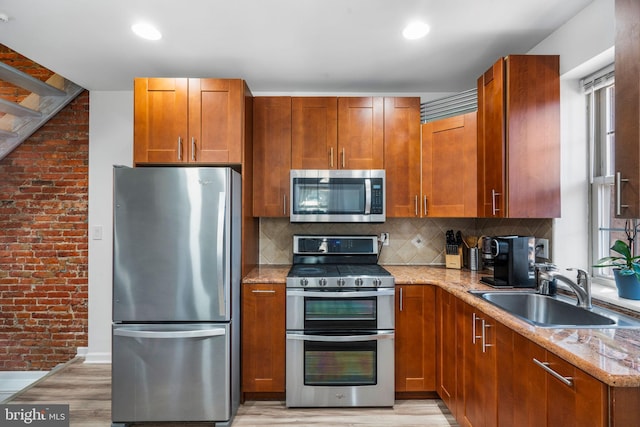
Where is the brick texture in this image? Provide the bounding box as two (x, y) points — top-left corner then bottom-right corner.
(0, 45), (89, 370)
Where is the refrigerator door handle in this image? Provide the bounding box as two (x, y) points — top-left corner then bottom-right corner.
(114, 328), (226, 339)
(217, 191), (226, 316)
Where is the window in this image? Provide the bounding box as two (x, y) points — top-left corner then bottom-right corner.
(587, 66), (637, 283)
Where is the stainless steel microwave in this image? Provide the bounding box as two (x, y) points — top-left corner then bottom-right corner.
(289, 169), (385, 223)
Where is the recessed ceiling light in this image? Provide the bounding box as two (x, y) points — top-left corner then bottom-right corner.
(131, 22), (162, 41)
(403, 21), (430, 40)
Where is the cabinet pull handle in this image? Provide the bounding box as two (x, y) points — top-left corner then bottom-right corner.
(533, 358), (574, 387)
(491, 189), (501, 216)
(616, 172), (629, 216)
(177, 137), (183, 161)
(481, 320), (492, 353)
(472, 312), (479, 344)
(191, 137), (196, 161)
(423, 195), (428, 216)
(330, 147), (334, 168)
(399, 287), (404, 312)
(341, 148), (345, 168)
(251, 289), (276, 294)
(415, 195), (418, 216)
(283, 194), (287, 216)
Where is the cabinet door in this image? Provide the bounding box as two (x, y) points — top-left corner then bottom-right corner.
(337, 97), (384, 169)
(461, 303), (497, 427)
(189, 78), (243, 164)
(422, 112), (477, 217)
(436, 288), (459, 417)
(291, 97), (338, 169)
(253, 97), (292, 217)
(241, 283), (286, 393)
(395, 285), (436, 393)
(477, 58), (506, 217)
(615, 0), (640, 218)
(134, 78), (188, 164)
(384, 97), (421, 217)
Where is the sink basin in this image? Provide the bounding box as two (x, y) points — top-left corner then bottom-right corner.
(469, 291), (640, 328)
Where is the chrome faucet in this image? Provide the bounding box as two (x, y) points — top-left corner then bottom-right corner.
(535, 265), (592, 309)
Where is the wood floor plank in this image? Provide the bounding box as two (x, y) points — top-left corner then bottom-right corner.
(5, 358), (458, 426)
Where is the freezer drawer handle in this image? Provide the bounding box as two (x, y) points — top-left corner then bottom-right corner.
(286, 331), (394, 342)
(114, 328), (226, 339)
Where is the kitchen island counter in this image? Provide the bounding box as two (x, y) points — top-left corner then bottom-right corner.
(243, 264), (640, 387)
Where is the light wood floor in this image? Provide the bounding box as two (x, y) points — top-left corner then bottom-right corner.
(6, 358), (458, 427)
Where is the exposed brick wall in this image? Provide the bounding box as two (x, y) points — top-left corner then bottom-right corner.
(0, 46), (89, 370)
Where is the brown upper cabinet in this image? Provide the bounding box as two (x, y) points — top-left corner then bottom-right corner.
(337, 97), (385, 169)
(477, 55), (561, 218)
(134, 78), (247, 165)
(291, 97), (338, 169)
(421, 112), (477, 217)
(615, 0), (640, 218)
(253, 97), (292, 217)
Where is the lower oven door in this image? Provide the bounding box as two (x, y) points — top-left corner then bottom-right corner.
(285, 330), (394, 407)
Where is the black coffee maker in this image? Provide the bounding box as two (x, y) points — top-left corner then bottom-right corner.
(481, 236), (536, 288)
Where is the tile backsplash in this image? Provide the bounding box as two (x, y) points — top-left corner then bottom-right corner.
(259, 217), (553, 265)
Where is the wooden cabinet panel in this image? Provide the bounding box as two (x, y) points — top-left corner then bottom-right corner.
(241, 283), (286, 394)
(291, 97), (338, 169)
(477, 55), (560, 218)
(436, 287), (460, 417)
(615, 0), (640, 218)
(252, 97), (292, 217)
(134, 78), (188, 164)
(422, 112), (477, 217)
(337, 97), (384, 169)
(395, 285), (436, 393)
(188, 78), (243, 163)
(384, 97), (421, 217)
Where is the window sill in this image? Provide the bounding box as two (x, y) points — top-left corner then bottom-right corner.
(590, 281), (640, 314)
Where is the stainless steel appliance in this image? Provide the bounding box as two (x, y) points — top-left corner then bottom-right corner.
(289, 170), (385, 223)
(480, 236), (536, 288)
(111, 166), (241, 426)
(285, 235), (395, 407)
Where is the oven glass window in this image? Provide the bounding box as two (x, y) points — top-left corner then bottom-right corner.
(304, 340), (376, 386)
(292, 178), (365, 214)
(305, 297), (377, 329)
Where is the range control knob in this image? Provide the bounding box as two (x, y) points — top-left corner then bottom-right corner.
(337, 278), (345, 287)
(300, 278), (308, 287)
(319, 278), (327, 287)
(355, 278), (363, 287)
(373, 278), (381, 287)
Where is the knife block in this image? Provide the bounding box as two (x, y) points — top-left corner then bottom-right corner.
(445, 246), (463, 269)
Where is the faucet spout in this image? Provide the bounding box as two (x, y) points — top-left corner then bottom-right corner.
(553, 268), (592, 309)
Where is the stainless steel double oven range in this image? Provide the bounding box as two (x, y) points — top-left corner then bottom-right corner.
(286, 235), (395, 407)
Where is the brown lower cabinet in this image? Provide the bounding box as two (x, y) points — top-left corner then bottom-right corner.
(395, 284), (437, 395)
(241, 283), (286, 399)
(436, 288), (640, 427)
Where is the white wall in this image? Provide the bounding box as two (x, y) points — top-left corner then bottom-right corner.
(527, 0), (614, 271)
(83, 0), (616, 362)
(87, 91), (132, 363)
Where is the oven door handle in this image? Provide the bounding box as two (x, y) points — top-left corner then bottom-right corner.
(286, 289), (395, 298)
(286, 331), (394, 342)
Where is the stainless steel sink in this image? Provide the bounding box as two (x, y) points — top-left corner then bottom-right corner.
(469, 290), (640, 328)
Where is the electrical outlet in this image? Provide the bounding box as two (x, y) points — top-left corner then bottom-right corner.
(380, 232), (390, 246)
(536, 238), (549, 260)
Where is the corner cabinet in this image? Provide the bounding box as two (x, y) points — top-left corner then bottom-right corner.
(252, 97), (292, 217)
(615, 0), (640, 218)
(395, 284), (436, 395)
(421, 112), (477, 217)
(134, 78), (247, 165)
(477, 55), (560, 218)
(241, 283), (286, 399)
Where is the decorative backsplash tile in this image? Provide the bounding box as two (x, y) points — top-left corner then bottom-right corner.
(259, 217), (553, 265)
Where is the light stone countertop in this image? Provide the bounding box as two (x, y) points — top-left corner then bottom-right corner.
(243, 264), (640, 388)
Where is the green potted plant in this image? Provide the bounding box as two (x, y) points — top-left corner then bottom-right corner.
(593, 239), (640, 300)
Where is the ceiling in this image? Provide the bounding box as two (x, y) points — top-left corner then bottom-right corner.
(0, 0), (594, 94)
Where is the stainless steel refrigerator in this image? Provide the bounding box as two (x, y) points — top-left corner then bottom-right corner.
(111, 166), (241, 426)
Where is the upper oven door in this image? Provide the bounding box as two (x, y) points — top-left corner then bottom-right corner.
(286, 287), (395, 330)
(289, 169), (385, 223)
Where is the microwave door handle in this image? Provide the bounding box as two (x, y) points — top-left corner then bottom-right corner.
(364, 178), (372, 214)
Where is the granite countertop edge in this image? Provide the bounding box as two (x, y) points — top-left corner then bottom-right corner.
(243, 264), (640, 388)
